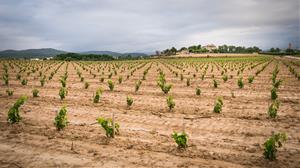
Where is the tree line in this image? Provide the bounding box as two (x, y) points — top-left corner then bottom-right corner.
(160, 44), (262, 56)
(55, 53), (115, 61)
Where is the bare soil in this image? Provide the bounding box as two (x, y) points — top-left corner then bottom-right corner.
(0, 57), (299, 168)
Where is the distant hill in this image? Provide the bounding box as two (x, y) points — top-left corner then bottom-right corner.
(80, 51), (122, 57)
(0, 48), (149, 59)
(0, 48), (66, 58)
(81, 51), (148, 57)
(123, 52), (148, 57)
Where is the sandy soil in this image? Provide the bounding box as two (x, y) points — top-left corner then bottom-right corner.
(0, 56), (300, 168)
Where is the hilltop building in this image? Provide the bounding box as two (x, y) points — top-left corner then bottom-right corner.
(204, 44), (217, 52)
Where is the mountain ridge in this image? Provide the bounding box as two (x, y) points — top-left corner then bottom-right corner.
(0, 48), (149, 58)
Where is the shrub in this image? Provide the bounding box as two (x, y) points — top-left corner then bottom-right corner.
(135, 80), (142, 92)
(97, 117), (119, 138)
(172, 132), (188, 149)
(271, 87), (277, 100)
(222, 75), (228, 82)
(118, 76), (123, 84)
(213, 79), (218, 88)
(6, 89), (14, 96)
(238, 77), (244, 88)
(186, 78), (190, 86)
(162, 84), (172, 94)
(60, 78), (66, 87)
(196, 87), (201, 95)
(248, 76), (254, 83)
(93, 88), (103, 103)
(127, 96), (133, 107)
(180, 74), (184, 81)
(263, 132), (287, 160)
(273, 79), (282, 89)
(108, 80), (114, 91)
(2, 74), (9, 85)
(16, 74), (21, 80)
(40, 76), (46, 87)
(54, 106), (68, 130)
(157, 72), (172, 94)
(268, 100), (279, 118)
(231, 91), (236, 98)
(21, 79), (28, 85)
(59, 87), (67, 100)
(84, 82), (90, 89)
(108, 73), (113, 79)
(7, 96), (27, 123)
(32, 88), (39, 97)
(80, 77), (84, 82)
(213, 97), (223, 113)
(100, 77), (104, 83)
(167, 95), (175, 111)
(201, 74), (205, 80)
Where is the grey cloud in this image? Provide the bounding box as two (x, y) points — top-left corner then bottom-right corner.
(0, 0), (299, 52)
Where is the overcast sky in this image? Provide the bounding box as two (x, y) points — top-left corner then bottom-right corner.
(0, 0), (299, 52)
